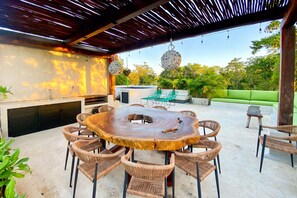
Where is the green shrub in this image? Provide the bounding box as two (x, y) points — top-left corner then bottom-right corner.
(0, 139), (31, 198)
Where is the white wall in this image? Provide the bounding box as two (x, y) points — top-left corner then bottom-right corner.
(0, 44), (109, 102)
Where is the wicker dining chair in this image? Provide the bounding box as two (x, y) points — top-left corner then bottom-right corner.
(257, 125), (297, 172)
(98, 105), (115, 113)
(76, 113), (95, 136)
(179, 110), (197, 118)
(174, 140), (222, 198)
(130, 104), (145, 107)
(190, 120), (222, 174)
(62, 126), (102, 187)
(72, 140), (125, 198)
(152, 105), (168, 110)
(121, 149), (175, 198)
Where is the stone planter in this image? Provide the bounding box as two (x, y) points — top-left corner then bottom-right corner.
(192, 97), (210, 106)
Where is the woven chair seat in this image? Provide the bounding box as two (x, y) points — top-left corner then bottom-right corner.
(259, 136), (297, 154)
(78, 149), (122, 181)
(175, 155), (215, 181)
(68, 139), (101, 155)
(127, 177), (164, 198)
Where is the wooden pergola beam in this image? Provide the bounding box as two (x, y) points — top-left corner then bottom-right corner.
(0, 30), (109, 57)
(281, 0), (297, 28)
(66, 0), (169, 46)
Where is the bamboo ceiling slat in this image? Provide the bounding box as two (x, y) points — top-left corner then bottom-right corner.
(0, 0), (291, 56)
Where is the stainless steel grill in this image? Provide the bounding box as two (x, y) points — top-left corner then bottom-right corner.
(82, 95), (107, 106)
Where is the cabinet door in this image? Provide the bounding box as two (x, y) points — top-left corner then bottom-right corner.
(60, 101), (81, 125)
(38, 104), (61, 130)
(8, 107), (38, 137)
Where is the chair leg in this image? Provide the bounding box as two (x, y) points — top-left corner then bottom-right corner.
(214, 137), (221, 174)
(73, 159), (80, 198)
(216, 155), (221, 174)
(64, 142), (70, 170)
(288, 135), (294, 168)
(92, 163), (98, 198)
(214, 159), (220, 198)
(259, 135), (267, 173)
(69, 153), (75, 187)
(196, 162), (202, 198)
(256, 125), (262, 157)
(290, 154), (294, 167)
(172, 167), (175, 198)
(164, 177), (167, 198)
(132, 150), (135, 162)
(164, 151), (168, 165)
(122, 171), (128, 198)
(246, 116), (251, 128)
(78, 124), (81, 135)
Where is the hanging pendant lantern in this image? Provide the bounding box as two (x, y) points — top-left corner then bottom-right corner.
(108, 60), (123, 75)
(123, 68), (131, 76)
(161, 38), (181, 70)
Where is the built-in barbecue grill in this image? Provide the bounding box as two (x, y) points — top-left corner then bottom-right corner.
(82, 95), (108, 106)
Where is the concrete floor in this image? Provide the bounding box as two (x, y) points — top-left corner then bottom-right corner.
(12, 102), (297, 198)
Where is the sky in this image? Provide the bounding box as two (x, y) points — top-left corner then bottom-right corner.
(118, 21), (273, 75)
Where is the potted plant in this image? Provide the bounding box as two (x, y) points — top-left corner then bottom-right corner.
(0, 86), (13, 100)
(0, 138), (31, 198)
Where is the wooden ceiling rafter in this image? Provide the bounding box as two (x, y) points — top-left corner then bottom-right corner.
(66, 0), (170, 46)
(112, 6), (288, 54)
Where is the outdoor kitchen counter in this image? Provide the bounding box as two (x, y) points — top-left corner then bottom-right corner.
(0, 97), (84, 138)
(0, 97), (84, 109)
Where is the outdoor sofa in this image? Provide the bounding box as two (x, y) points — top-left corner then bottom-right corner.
(211, 89), (297, 124)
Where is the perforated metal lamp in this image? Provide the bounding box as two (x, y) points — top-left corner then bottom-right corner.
(161, 38), (181, 70)
(108, 60), (123, 75)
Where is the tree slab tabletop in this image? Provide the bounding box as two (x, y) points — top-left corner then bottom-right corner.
(85, 106), (200, 150)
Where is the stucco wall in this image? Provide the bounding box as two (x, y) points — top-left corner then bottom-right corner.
(0, 44), (109, 102)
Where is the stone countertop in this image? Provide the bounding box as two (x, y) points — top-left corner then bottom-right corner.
(0, 97), (84, 109)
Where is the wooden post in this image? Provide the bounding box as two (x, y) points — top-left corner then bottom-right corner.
(278, 25), (295, 125)
(109, 74), (116, 99)
(108, 56), (116, 99)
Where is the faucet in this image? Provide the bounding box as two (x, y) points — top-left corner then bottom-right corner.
(48, 89), (53, 100)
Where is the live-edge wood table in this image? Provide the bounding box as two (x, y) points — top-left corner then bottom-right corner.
(85, 106), (200, 151)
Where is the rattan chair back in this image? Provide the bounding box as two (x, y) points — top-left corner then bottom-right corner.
(152, 106), (168, 110)
(121, 149), (174, 181)
(199, 120), (221, 138)
(179, 110), (197, 118)
(130, 104), (145, 107)
(258, 125), (297, 172)
(98, 105), (115, 113)
(175, 140), (221, 163)
(76, 113), (92, 126)
(62, 126), (94, 142)
(72, 140), (125, 163)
